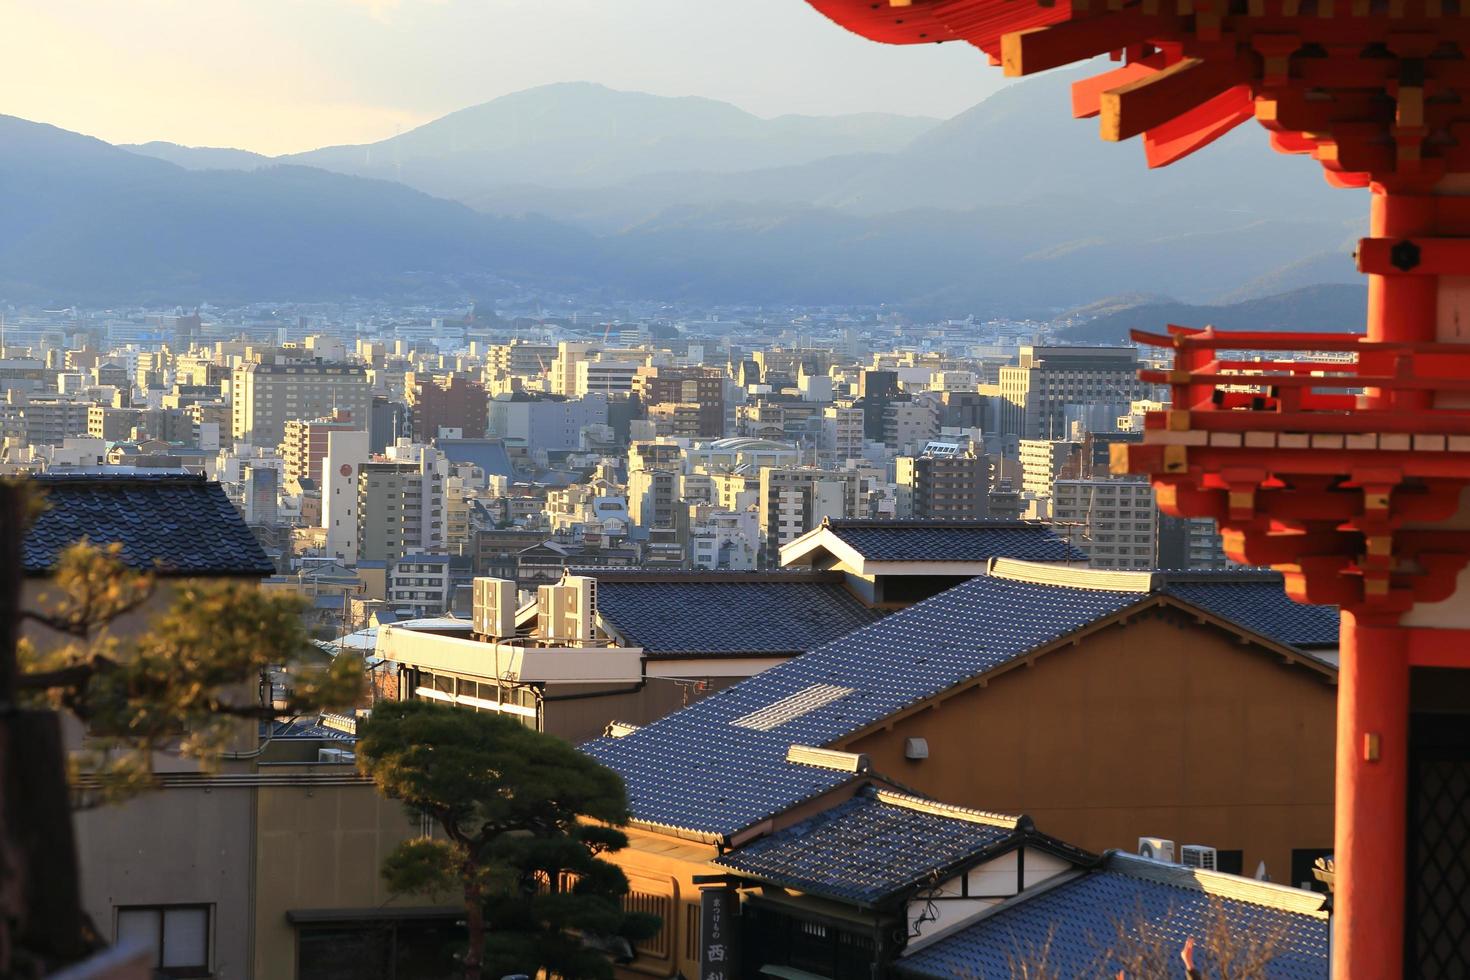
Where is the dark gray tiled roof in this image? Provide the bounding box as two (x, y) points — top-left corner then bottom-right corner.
(896, 854), (1329, 980)
(582, 574), (1143, 836)
(595, 574), (884, 657)
(713, 787), (1019, 905)
(1161, 576), (1339, 649)
(23, 473), (274, 577)
(824, 520), (1088, 563)
(583, 567), (1337, 838)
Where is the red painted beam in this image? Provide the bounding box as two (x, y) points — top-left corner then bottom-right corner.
(1357, 236), (1470, 276)
(1001, 13), (1179, 77)
(1100, 56), (1244, 142)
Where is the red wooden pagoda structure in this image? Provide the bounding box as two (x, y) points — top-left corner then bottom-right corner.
(802, 1), (1470, 975)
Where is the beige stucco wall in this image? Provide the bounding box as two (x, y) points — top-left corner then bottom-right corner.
(839, 607), (1337, 883)
(74, 785), (256, 980)
(251, 779), (449, 980)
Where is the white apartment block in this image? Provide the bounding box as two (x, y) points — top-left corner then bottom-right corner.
(1018, 439), (1081, 498)
(821, 406), (865, 460)
(575, 360), (640, 396)
(690, 510), (760, 570)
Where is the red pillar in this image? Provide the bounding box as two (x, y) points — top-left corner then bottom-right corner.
(1334, 612), (1410, 978)
(1333, 187), (1439, 978)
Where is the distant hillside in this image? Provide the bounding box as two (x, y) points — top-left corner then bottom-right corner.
(448, 70), (1364, 238)
(10, 69), (1376, 313)
(0, 115), (603, 305)
(1061, 284), (1369, 345)
(279, 83), (939, 199)
(123, 141), (270, 171)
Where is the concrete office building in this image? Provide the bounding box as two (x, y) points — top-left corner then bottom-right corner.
(576, 360), (640, 396)
(231, 360), (370, 448)
(999, 346), (1150, 440)
(488, 392), (609, 453)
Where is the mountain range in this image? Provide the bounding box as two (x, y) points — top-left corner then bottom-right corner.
(6, 74), (1371, 319)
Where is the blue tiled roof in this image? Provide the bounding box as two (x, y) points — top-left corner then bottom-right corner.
(1162, 575), (1339, 649)
(897, 854), (1328, 980)
(582, 574), (1143, 836)
(23, 473), (274, 577)
(437, 438), (514, 480)
(824, 520), (1088, 563)
(595, 574), (884, 657)
(714, 787), (1018, 905)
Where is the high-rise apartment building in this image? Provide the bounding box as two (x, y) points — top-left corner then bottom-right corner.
(1018, 439), (1084, 497)
(486, 341), (557, 380)
(821, 406), (866, 460)
(883, 399), (940, 456)
(999, 347), (1150, 440)
(629, 469), (679, 528)
(1052, 478), (1156, 570)
(406, 373), (488, 441)
(356, 448), (447, 564)
(280, 411), (361, 486)
(896, 453), (989, 520)
(758, 468), (868, 558)
(632, 366), (725, 439)
(14, 395), (91, 447)
(231, 360), (370, 448)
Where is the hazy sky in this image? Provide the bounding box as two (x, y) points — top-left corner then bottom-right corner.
(3, 0), (1009, 155)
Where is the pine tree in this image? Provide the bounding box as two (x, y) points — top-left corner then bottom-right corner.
(356, 700), (660, 980)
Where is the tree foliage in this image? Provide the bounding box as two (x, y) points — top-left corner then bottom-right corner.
(356, 700), (660, 980)
(0, 479), (366, 976)
(18, 539), (363, 800)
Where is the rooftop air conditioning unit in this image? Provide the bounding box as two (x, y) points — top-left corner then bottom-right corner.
(538, 575), (597, 646)
(1181, 845), (1218, 871)
(1138, 837), (1176, 863)
(472, 577), (516, 640)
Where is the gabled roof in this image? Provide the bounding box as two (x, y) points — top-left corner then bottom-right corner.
(896, 852), (1329, 980)
(781, 518), (1087, 570)
(582, 561), (1337, 839)
(1160, 573), (1338, 649)
(23, 472), (274, 577)
(713, 786), (1088, 907)
(593, 572), (884, 658)
(583, 571), (1144, 837)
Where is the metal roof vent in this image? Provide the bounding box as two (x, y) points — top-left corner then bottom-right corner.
(905, 737), (929, 760)
(604, 721), (640, 739)
(785, 744), (869, 773)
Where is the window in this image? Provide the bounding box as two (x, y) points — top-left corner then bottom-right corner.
(116, 905), (210, 977)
